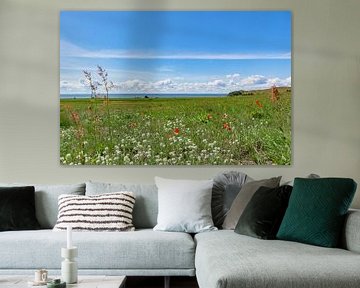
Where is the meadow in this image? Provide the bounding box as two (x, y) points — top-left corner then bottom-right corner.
(60, 88), (291, 165)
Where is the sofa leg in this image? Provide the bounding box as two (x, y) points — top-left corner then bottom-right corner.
(164, 276), (170, 288)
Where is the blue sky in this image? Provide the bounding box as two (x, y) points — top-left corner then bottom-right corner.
(60, 11), (291, 94)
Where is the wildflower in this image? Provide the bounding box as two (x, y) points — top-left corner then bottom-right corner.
(271, 85), (279, 102)
(223, 123), (232, 131)
(255, 100), (263, 108)
(70, 111), (80, 124)
(65, 154), (72, 161)
(207, 114), (212, 120)
(174, 128), (180, 135)
(223, 113), (228, 118)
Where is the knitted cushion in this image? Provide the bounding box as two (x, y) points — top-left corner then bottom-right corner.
(277, 178), (357, 247)
(53, 192), (136, 231)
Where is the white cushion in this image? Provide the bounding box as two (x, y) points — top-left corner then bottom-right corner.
(153, 177), (217, 233)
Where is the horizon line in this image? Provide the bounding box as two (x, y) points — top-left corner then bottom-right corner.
(60, 87), (291, 95)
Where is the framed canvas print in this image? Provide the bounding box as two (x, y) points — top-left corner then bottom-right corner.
(60, 11), (291, 166)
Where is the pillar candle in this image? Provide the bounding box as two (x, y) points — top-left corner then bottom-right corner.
(67, 225), (72, 249)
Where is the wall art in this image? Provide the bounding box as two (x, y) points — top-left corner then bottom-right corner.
(60, 11), (291, 165)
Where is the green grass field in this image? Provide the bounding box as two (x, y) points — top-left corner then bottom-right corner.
(60, 88), (291, 165)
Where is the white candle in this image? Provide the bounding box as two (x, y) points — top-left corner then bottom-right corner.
(67, 225), (72, 249)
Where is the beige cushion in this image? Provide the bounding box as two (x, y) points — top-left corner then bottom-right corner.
(222, 177), (281, 230)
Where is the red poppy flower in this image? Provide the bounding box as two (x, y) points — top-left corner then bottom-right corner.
(223, 123), (231, 131)
(174, 128), (180, 135)
(255, 100), (263, 108)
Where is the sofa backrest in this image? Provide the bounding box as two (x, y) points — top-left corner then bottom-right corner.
(86, 181), (158, 229)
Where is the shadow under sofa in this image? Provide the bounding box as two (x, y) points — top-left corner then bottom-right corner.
(0, 181), (360, 288)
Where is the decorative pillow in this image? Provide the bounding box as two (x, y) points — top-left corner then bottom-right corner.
(86, 181), (158, 229)
(53, 192), (136, 231)
(0, 186), (41, 231)
(277, 178), (357, 247)
(0, 183), (86, 228)
(235, 185), (293, 239)
(212, 171), (250, 228)
(222, 176), (281, 230)
(153, 177), (217, 233)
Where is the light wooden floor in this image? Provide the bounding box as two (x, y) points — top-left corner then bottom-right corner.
(126, 276), (199, 288)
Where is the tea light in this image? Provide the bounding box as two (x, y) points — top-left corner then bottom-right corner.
(67, 225), (72, 249)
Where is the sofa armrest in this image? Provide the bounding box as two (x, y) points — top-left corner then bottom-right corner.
(342, 209), (360, 253)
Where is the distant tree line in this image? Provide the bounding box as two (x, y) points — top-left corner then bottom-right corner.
(227, 90), (254, 97)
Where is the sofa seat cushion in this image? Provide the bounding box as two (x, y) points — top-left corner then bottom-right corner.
(0, 229), (195, 270)
(195, 230), (360, 288)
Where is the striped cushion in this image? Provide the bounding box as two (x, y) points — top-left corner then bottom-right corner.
(53, 192), (136, 232)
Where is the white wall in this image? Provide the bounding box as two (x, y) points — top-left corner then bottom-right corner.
(0, 0), (359, 208)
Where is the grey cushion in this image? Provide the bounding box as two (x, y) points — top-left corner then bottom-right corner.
(212, 171), (250, 228)
(0, 183), (85, 228)
(85, 181), (158, 229)
(234, 185), (293, 240)
(195, 230), (360, 288)
(222, 177), (281, 229)
(154, 177), (216, 233)
(0, 229), (195, 271)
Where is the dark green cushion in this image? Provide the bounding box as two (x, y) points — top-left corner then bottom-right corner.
(277, 178), (357, 247)
(0, 186), (41, 231)
(235, 185), (292, 239)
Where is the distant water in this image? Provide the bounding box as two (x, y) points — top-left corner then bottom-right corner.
(60, 93), (227, 99)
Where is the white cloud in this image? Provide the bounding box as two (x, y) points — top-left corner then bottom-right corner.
(117, 79), (149, 91)
(226, 74), (241, 86)
(262, 76), (292, 87)
(286, 76), (292, 86)
(61, 72), (291, 94)
(60, 79), (86, 93)
(61, 40), (291, 60)
(113, 75), (291, 93)
(154, 79), (173, 87)
(230, 74), (292, 90)
(240, 75), (268, 86)
(226, 73), (240, 79)
(207, 79), (227, 88)
(60, 41), (88, 57)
